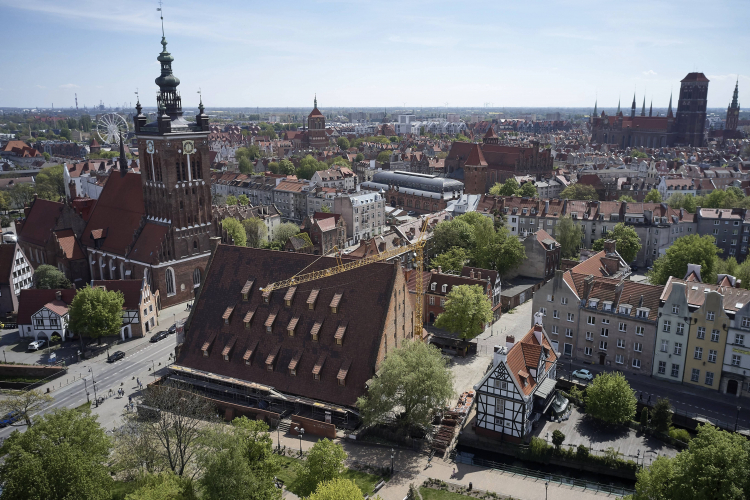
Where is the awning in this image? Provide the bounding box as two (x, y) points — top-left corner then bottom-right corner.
(534, 377), (557, 400)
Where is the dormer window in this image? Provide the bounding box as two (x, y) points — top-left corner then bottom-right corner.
(289, 351), (302, 376)
(431, 282), (436, 291)
(265, 311), (277, 333)
(335, 322), (347, 345)
(311, 320), (322, 341)
(307, 289), (319, 310)
(330, 293), (342, 313)
(589, 299), (599, 308)
(222, 306), (234, 325)
(243, 309), (255, 329)
(241, 280), (254, 301)
(603, 301), (612, 312)
(442, 284), (448, 293)
(287, 316), (299, 337)
(636, 308), (649, 319)
(619, 305), (632, 315)
(262, 288), (272, 303)
(284, 287), (296, 307)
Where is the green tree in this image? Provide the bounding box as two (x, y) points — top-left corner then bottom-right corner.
(649, 234), (720, 285)
(644, 189), (662, 203)
(278, 159), (296, 175)
(8, 183), (35, 208)
(308, 478), (365, 500)
(238, 157), (253, 174)
(274, 222), (301, 244)
(0, 389), (53, 427)
(200, 418), (279, 500)
(560, 183), (598, 201)
(242, 218), (268, 248)
(337, 137), (350, 150)
(650, 398), (672, 433)
(667, 192), (697, 213)
(237, 194), (250, 206)
(235, 145), (261, 162)
(376, 151), (391, 164)
(222, 218), (247, 246)
(640, 406), (649, 429)
(225, 195), (238, 206)
(42, 152), (50, 161)
(296, 155), (326, 180)
(556, 215), (583, 259)
(320, 205), (331, 213)
(33, 264), (72, 289)
(296, 439), (347, 497)
(430, 247), (469, 273)
(431, 218), (474, 254)
(485, 227), (526, 277)
(490, 178), (520, 197)
(634, 455), (675, 500)
(68, 285), (124, 345)
(0, 408), (112, 500)
(518, 182), (538, 198)
(618, 194), (637, 203)
(434, 285), (493, 340)
(551, 430), (565, 451)
(267, 162), (279, 174)
(590, 223), (641, 264)
(35, 165), (65, 200)
(354, 153), (364, 162)
(585, 372), (637, 425)
(125, 473), (197, 500)
(455, 134), (470, 142)
(357, 340), (454, 430)
(0, 191), (10, 212)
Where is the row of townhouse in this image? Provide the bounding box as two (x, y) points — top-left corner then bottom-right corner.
(478, 196), (698, 267)
(534, 242), (750, 400)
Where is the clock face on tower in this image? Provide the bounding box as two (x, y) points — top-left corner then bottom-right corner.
(146, 140), (155, 154)
(183, 140), (195, 155)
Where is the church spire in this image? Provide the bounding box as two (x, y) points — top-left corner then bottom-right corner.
(631, 92), (636, 118)
(616, 98), (621, 115)
(314, 93), (317, 109)
(154, 8), (182, 119)
(593, 99), (598, 117)
(641, 96), (646, 116)
(118, 132), (128, 177)
(731, 78), (740, 109)
(667, 92), (674, 118)
(649, 100), (653, 117)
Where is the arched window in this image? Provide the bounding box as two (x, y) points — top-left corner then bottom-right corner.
(193, 153), (202, 179)
(193, 240), (198, 250)
(154, 156), (163, 182)
(165, 267), (175, 296)
(193, 268), (201, 288)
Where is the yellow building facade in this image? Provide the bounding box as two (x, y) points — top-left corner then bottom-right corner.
(683, 290), (727, 390)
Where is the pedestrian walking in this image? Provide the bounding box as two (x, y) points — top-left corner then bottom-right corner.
(136, 377), (140, 387)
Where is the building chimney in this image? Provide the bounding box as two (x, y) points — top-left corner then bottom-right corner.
(603, 239), (616, 255)
(437, 266), (442, 274)
(533, 325), (543, 346)
(470, 269), (475, 278)
(493, 345), (507, 366)
(545, 200), (549, 213)
(55, 291), (62, 301)
(210, 236), (221, 254)
(477, 271), (482, 279)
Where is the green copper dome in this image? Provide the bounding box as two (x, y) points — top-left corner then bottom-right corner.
(155, 37), (180, 91)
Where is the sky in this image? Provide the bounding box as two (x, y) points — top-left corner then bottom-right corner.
(0, 0), (748, 109)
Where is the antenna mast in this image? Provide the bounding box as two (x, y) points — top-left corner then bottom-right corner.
(157, 0), (165, 37)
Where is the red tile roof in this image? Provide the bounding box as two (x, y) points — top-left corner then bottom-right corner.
(464, 143), (488, 167)
(128, 223), (169, 265)
(90, 279), (145, 310)
(54, 229), (85, 260)
(0, 244), (19, 285)
(17, 289), (76, 324)
(18, 199), (64, 247)
(505, 324), (557, 396)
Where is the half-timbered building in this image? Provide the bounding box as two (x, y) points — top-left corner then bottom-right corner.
(473, 312), (558, 443)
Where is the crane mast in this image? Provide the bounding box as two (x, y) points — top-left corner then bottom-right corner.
(262, 217), (430, 337)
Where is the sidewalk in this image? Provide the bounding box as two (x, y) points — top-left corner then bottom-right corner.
(273, 431), (625, 500)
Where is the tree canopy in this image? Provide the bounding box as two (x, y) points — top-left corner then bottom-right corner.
(0, 408), (112, 500)
(0, 389), (53, 427)
(35, 165), (65, 200)
(295, 439), (347, 497)
(337, 137), (350, 150)
(376, 151), (391, 163)
(237, 194), (250, 206)
(429, 247), (469, 273)
(644, 189), (662, 203)
(585, 372), (637, 425)
(591, 223), (641, 264)
(357, 340), (453, 430)
(434, 284), (493, 340)
(68, 285), (124, 344)
(556, 215), (584, 259)
(648, 234), (720, 285)
(309, 478), (366, 500)
(242, 218), (268, 248)
(560, 183), (598, 201)
(274, 222), (301, 245)
(225, 195), (238, 206)
(222, 218), (247, 247)
(125, 473), (197, 500)
(33, 264), (72, 289)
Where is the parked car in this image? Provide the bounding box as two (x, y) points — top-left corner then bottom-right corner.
(107, 351), (125, 363)
(2, 233), (16, 243)
(150, 331), (168, 343)
(27, 339), (46, 351)
(572, 369), (594, 381)
(167, 324), (177, 335)
(0, 412), (20, 427)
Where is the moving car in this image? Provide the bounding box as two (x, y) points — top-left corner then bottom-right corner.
(107, 351), (125, 363)
(150, 331), (168, 343)
(572, 369), (594, 381)
(167, 324), (177, 335)
(27, 339), (46, 351)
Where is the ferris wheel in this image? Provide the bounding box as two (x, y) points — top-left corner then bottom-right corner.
(96, 112), (129, 145)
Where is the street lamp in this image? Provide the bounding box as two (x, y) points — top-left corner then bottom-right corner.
(88, 368), (98, 406)
(736, 406), (742, 432)
(83, 378), (90, 403)
(294, 426), (304, 456)
(390, 448), (395, 475)
(545, 481), (548, 500)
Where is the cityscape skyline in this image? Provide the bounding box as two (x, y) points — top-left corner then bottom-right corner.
(0, 0), (748, 110)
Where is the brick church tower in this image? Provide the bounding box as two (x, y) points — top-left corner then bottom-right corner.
(675, 73), (709, 147)
(483, 125), (499, 145)
(132, 33), (215, 290)
(726, 79), (740, 132)
(463, 143), (488, 195)
(307, 95), (328, 149)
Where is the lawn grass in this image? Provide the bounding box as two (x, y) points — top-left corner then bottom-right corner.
(275, 454), (383, 496)
(419, 487), (473, 500)
(75, 400), (92, 411)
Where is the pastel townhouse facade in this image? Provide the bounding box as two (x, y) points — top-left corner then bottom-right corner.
(653, 280), (691, 381)
(682, 288), (731, 391)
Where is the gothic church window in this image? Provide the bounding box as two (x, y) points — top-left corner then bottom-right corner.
(165, 268), (176, 296)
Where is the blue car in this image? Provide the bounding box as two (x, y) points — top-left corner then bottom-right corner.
(0, 412), (20, 427)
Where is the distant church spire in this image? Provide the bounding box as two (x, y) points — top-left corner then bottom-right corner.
(649, 100), (653, 117)
(631, 92), (636, 118)
(731, 78), (740, 109)
(118, 132), (128, 177)
(667, 92), (674, 118)
(314, 93), (317, 109)
(616, 98), (621, 115)
(641, 96), (646, 116)
(593, 99), (598, 117)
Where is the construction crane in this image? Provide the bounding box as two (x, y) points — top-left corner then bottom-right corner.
(261, 216), (431, 337)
